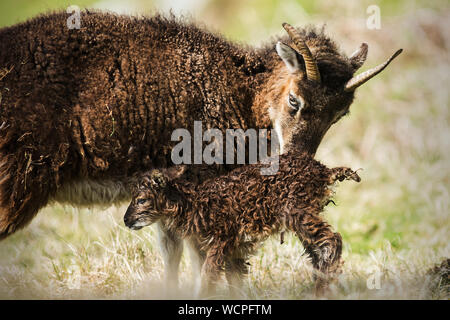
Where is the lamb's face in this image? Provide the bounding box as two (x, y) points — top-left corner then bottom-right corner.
(124, 170), (168, 230)
(124, 190), (162, 230)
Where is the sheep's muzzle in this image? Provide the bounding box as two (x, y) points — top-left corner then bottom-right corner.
(123, 204), (160, 230)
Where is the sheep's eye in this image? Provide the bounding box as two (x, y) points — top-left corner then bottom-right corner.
(136, 198), (146, 205)
(288, 94), (300, 110)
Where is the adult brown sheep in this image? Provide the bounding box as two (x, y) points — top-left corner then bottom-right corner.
(0, 10), (401, 288)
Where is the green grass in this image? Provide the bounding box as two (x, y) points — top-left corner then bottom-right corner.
(0, 0), (449, 299)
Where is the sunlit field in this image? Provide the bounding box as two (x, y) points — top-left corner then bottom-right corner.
(0, 0), (448, 299)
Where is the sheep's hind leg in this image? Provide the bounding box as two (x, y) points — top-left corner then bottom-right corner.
(0, 152), (52, 240)
(295, 212), (343, 296)
(157, 221), (183, 295)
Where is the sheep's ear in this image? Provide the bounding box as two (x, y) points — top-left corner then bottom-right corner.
(149, 170), (167, 189)
(161, 165), (187, 181)
(276, 41), (301, 73)
(140, 175), (153, 189)
(349, 43), (368, 71)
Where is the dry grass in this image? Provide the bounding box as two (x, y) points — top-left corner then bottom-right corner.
(0, 0), (448, 300)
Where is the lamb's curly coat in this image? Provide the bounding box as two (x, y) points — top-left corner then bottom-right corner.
(124, 151), (361, 294)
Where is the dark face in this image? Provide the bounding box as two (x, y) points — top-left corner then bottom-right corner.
(123, 170), (169, 230)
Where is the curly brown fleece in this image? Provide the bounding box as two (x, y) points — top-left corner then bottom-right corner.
(124, 151), (360, 294)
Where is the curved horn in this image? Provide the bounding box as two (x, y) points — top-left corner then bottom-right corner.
(344, 49), (403, 92)
(282, 22), (321, 83)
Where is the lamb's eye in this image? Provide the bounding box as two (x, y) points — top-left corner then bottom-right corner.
(288, 94), (300, 110)
(136, 198), (146, 205)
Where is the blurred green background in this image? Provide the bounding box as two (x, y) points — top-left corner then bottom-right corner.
(0, 0), (447, 41)
(0, 0), (448, 299)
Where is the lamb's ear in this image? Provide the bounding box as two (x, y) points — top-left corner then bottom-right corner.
(161, 165), (187, 181)
(140, 174), (153, 189)
(149, 170), (168, 189)
(276, 41), (301, 73)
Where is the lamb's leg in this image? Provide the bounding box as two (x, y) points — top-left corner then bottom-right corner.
(225, 257), (248, 298)
(200, 245), (225, 298)
(295, 212), (343, 296)
(156, 221), (183, 294)
(186, 237), (206, 297)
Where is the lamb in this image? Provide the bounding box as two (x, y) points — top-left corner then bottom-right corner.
(123, 151), (361, 296)
(0, 10), (401, 287)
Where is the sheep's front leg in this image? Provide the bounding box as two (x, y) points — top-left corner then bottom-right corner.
(186, 237), (206, 297)
(199, 245), (226, 298)
(157, 221), (183, 294)
(225, 257), (248, 298)
(295, 213), (343, 296)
